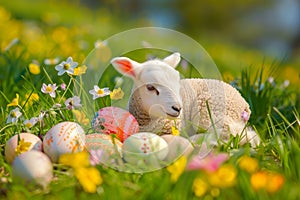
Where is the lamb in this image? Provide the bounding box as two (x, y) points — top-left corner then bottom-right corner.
(111, 53), (260, 147)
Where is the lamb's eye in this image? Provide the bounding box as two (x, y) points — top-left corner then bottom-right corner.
(146, 84), (159, 95)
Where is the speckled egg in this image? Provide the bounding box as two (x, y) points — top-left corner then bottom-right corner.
(91, 107), (139, 142)
(43, 121), (85, 163)
(5, 133), (43, 164)
(161, 135), (194, 163)
(85, 133), (123, 166)
(122, 132), (168, 165)
(12, 150), (53, 188)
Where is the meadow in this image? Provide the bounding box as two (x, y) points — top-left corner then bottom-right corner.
(0, 1), (300, 200)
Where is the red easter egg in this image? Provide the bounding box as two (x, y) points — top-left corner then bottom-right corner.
(91, 107), (139, 142)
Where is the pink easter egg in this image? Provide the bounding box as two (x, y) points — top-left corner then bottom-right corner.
(5, 133), (43, 164)
(43, 121), (85, 163)
(91, 107), (139, 142)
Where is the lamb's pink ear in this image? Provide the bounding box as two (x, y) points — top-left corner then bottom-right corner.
(111, 57), (139, 78)
(163, 52), (181, 68)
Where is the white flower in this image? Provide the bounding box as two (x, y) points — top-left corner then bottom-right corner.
(23, 117), (38, 128)
(6, 108), (22, 124)
(89, 85), (110, 100)
(55, 57), (78, 76)
(41, 83), (58, 98)
(65, 96), (82, 110)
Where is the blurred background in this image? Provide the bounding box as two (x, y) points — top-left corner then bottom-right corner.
(0, 0), (299, 83)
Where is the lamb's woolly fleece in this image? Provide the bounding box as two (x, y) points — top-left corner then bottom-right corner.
(129, 78), (260, 146)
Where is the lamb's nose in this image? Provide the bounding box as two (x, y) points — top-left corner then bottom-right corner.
(172, 105), (181, 113)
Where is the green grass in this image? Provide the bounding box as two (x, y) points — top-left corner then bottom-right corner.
(0, 1), (300, 200)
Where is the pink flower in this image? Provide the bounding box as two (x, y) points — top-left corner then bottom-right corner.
(41, 83), (58, 98)
(61, 83), (66, 90)
(187, 152), (228, 172)
(241, 110), (250, 121)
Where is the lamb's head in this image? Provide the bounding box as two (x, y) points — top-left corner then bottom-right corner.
(111, 52), (182, 119)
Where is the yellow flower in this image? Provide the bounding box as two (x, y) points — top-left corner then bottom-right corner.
(7, 93), (19, 107)
(15, 138), (32, 155)
(208, 164), (237, 188)
(75, 167), (103, 193)
(167, 156), (187, 182)
(193, 177), (208, 197)
(74, 65), (87, 76)
(59, 151), (90, 169)
(250, 171), (268, 191)
(23, 93), (39, 107)
(171, 126), (180, 136)
(110, 88), (124, 100)
(29, 63), (41, 75)
(72, 110), (90, 125)
(251, 171), (284, 193)
(238, 155), (259, 173)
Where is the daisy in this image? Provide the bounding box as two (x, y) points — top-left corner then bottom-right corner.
(55, 57), (78, 76)
(65, 96), (82, 110)
(23, 117), (38, 128)
(41, 83), (58, 98)
(89, 85), (110, 100)
(6, 108), (22, 124)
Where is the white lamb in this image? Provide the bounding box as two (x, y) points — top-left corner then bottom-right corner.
(111, 53), (260, 147)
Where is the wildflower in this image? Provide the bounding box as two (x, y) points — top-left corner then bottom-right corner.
(25, 93), (39, 106)
(241, 110), (250, 121)
(75, 167), (103, 193)
(28, 63), (40, 75)
(41, 83), (58, 98)
(72, 110), (90, 125)
(89, 86), (110, 100)
(59, 151), (103, 193)
(7, 93), (19, 107)
(73, 65), (87, 76)
(44, 57), (60, 65)
(55, 56), (78, 76)
(193, 177), (208, 197)
(59, 151), (90, 169)
(267, 77), (274, 84)
(238, 155), (259, 173)
(187, 152), (228, 172)
(167, 156), (187, 182)
(251, 171), (284, 193)
(110, 88), (124, 100)
(6, 108), (22, 124)
(65, 96), (82, 110)
(208, 164), (237, 188)
(114, 76), (124, 87)
(23, 117), (38, 128)
(15, 138), (32, 155)
(171, 126), (180, 136)
(282, 80), (290, 88)
(94, 40), (107, 48)
(89, 149), (104, 166)
(60, 83), (66, 90)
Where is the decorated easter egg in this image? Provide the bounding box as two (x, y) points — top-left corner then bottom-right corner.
(85, 133), (123, 166)
(161, 135), (194, 163)
(91, 106), (139, 142)
(5, 133), (43, 163)
(12, 150), (53, 188)
(122, 132), (168, 166)
(43, 121), (85, 163)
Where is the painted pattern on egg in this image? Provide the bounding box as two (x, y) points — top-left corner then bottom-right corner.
(91, 107), (139, 142)
(43, 122), (85, 163)
(85, 133), (122, 155)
